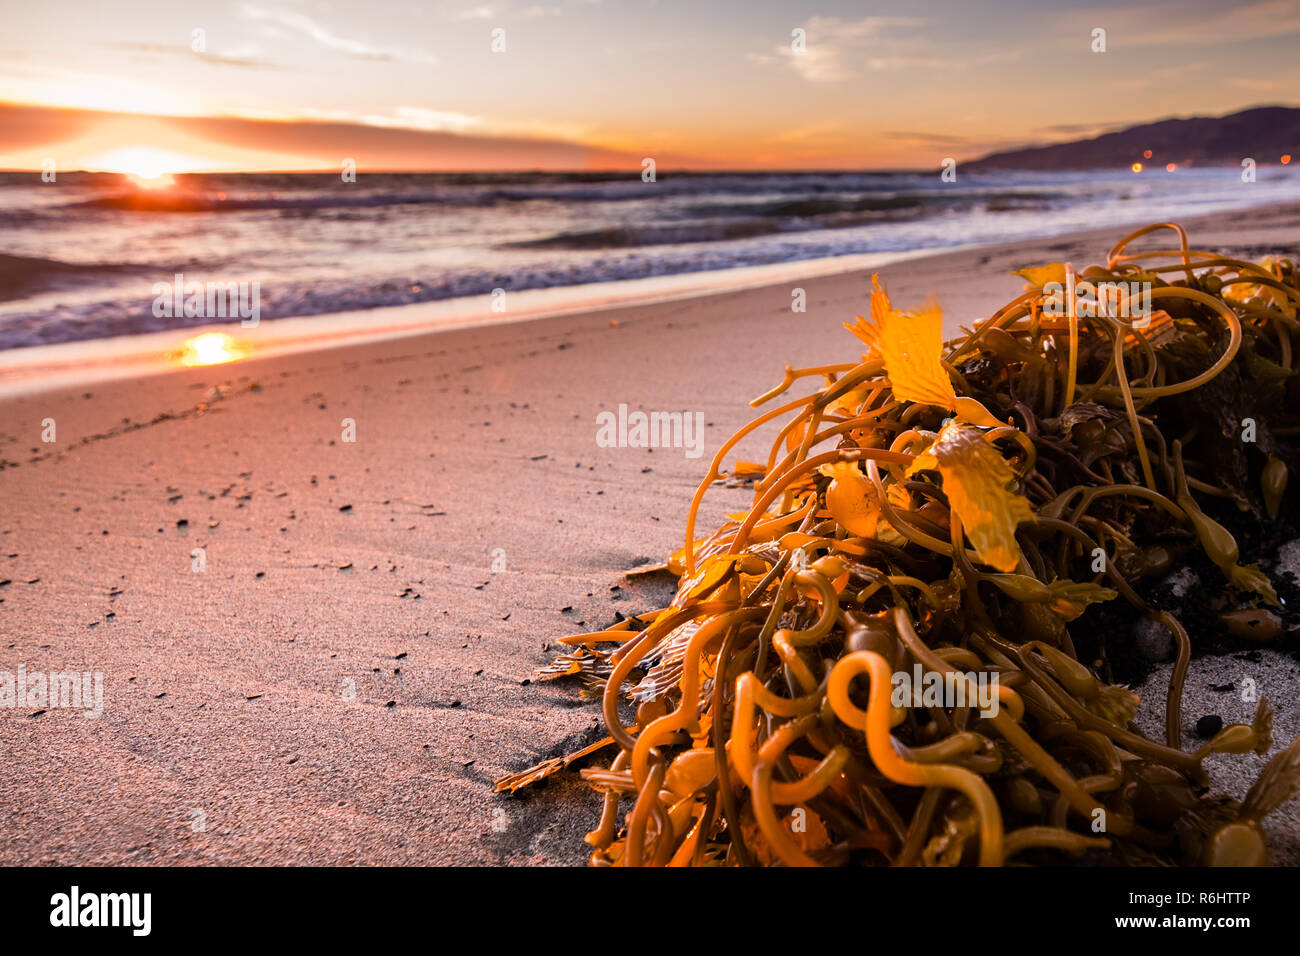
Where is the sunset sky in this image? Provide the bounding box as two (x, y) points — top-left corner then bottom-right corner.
(2, 0), (1298, 172)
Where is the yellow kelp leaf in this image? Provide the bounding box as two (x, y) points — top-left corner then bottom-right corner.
(666, 539), (709, 576)
(906, 421), (1033, 573)
(1225, 258), (1287, 309)
(1046, 580), (1118, 621)
(845, 275), (957, 409)
(739, 802), (830, 865)
(877, 481), (912, 547)
(1228, 563), (1281, 608)
(625, 562), (670, 580)
(1252, 697), (1274, 755)
(1090, 684), (1139, 725)
(494, 734), (618, 793)
(845, 276), (1002, 426)
(886, 481), (912, 512)
(536, 656), (584, 680)
(778, 531), (825, 551)
(1124, 309), (1177, 348)
(678, 553), (739, 602)
(1013, 263), (1067, 287)
(1177, 478), (1282, 608)
(826, 383), (874, 419)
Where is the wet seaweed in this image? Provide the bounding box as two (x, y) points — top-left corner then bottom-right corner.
(497, 222), (1300, 866)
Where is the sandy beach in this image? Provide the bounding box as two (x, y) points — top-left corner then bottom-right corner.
(3, 201), (1300, 866)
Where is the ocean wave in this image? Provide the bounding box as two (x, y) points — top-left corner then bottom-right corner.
(67, 183), (921, 214)
(0, 252), (149, 304)
(5, 171), (1062, 221)
(70, 189), (479, 214)
(504, 190), (1062, 250)
(0, 240), (898, 348)
(506, 206), (927, 250)
(682, 194), (928, 218)
(2, 167), (1296, 350)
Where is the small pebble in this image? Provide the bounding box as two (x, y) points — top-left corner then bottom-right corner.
(1133, 617), (1173, 663)
(1195, 714), (1224, 739)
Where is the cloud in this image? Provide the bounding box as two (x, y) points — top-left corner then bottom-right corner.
(256, 105), (482, 135)
(1074, 0), (1300, 47)
(363, 106), (483, 133)
(101, 42), (280, 70)
(239, 5), (438, 65)
(0, 99), (654, 171)
(760, 16), (1017, 82)
(772, 16), (927, 83)
(1229, 77), (1282, 92)
(883, 129), (1029, 154)
(1031, 122), (1129, 141)
(884, 130), (982, 146)
(1109, 59), (1208, 92)
(1039, 123), (1108, 135)
(452, 2), (562, 20)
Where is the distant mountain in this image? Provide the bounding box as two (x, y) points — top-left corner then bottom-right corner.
(967, 106), (1299, 171)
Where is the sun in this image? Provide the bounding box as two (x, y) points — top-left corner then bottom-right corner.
(83, 146), (208, 185)
(129, 171), (175, 190)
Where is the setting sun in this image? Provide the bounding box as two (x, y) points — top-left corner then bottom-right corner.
(83, 146), (208, 179)
(129, 171), (175, 190)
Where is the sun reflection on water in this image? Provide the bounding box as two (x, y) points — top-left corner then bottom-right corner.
(179, 332), (243, 367)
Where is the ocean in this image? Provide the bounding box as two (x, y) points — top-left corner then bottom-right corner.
(1, 166), (1297, 351)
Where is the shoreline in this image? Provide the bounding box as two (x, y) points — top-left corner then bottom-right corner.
(5, 193), (1300, 399)
(0, 246), (948, 399)
(2, 201), (1299, 865)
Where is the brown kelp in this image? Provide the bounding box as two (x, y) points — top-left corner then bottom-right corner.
(497, 222), (1300, 866)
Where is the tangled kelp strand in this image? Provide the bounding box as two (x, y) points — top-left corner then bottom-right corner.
(497, 222), (1300, 866)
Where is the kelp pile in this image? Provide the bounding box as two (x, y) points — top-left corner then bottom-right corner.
(496, 222), (1300, 866)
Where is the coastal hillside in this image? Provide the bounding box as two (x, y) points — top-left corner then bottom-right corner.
(967, 106), (1299, 170)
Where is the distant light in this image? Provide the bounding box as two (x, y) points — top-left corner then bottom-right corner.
(1166, 163), (1177, 172)
(180, 332), (242, 367)
(1131, 162), (1143, 173)
(1142, 149), (1152, 159)
(1284, 154), (1293, 165)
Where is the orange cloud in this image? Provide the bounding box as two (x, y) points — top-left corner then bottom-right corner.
(0, 101), (658, 172)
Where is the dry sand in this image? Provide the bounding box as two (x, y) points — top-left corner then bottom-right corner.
(2, 203), (1299, 865)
